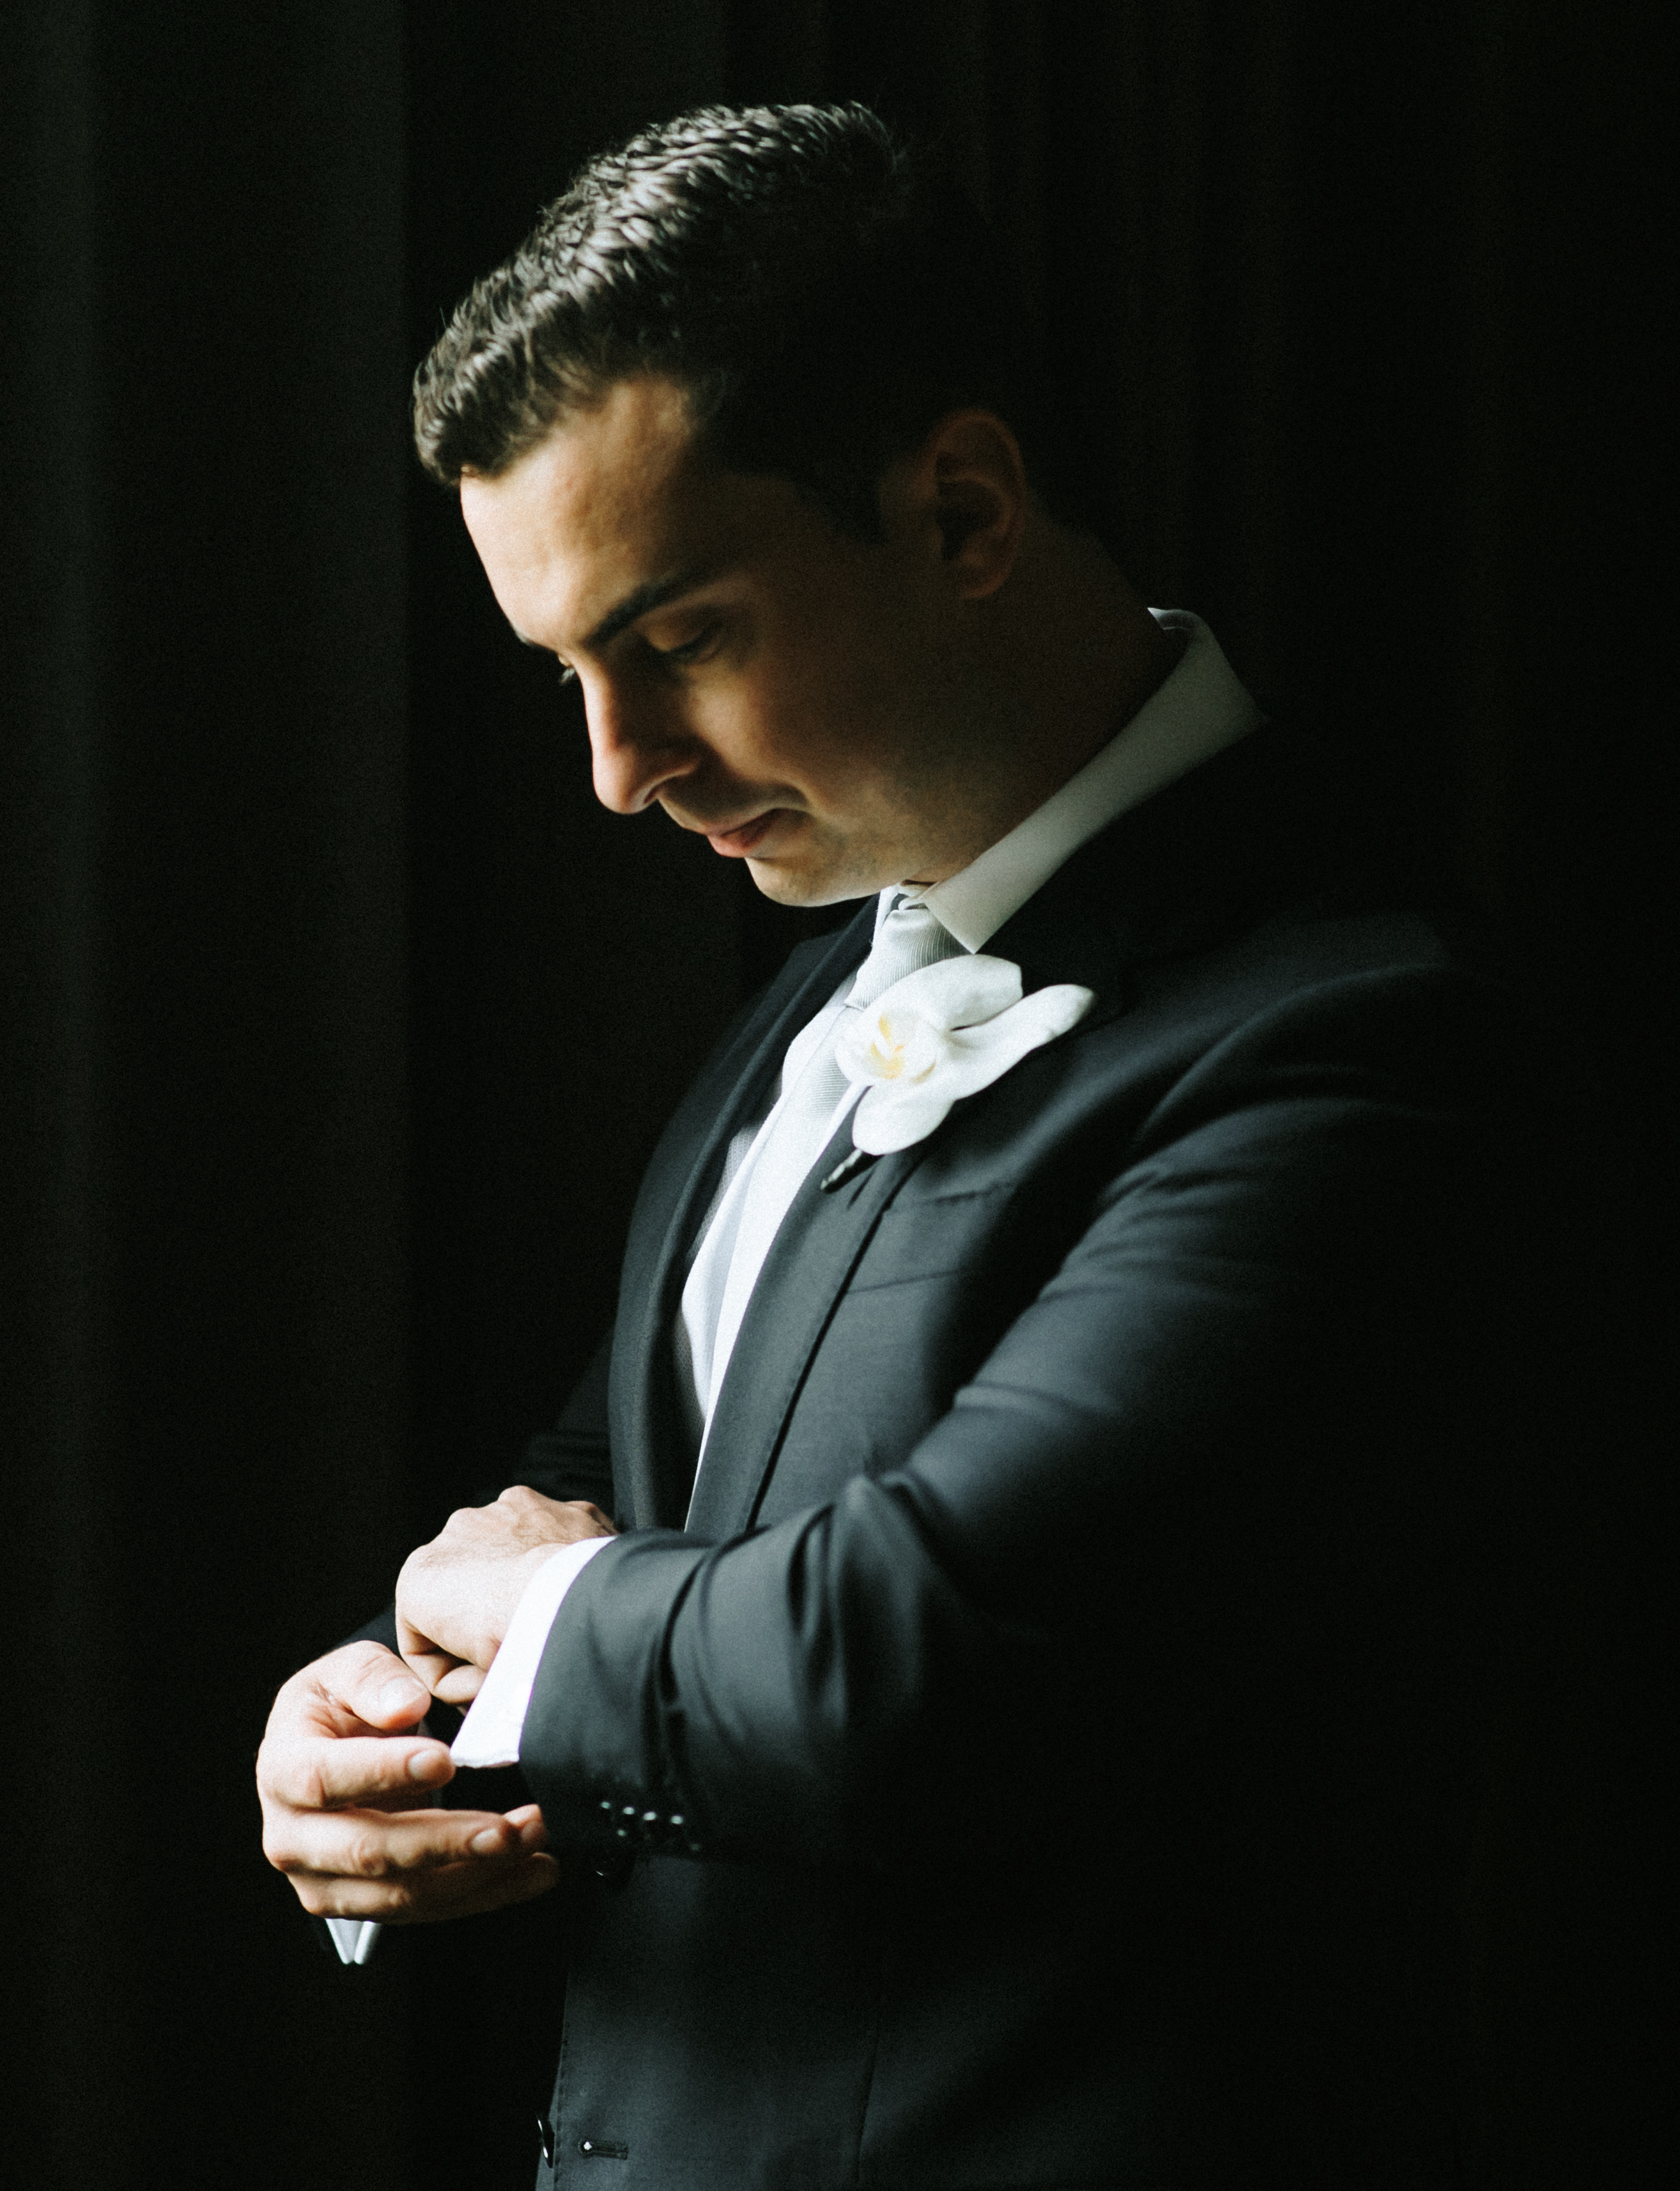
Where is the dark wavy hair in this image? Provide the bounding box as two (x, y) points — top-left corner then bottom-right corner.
(411, 102), (1071, 537)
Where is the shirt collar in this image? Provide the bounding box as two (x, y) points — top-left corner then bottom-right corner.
(876, 608), (1263, 954)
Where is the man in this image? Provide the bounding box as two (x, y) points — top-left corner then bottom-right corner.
(259, 104), (1540, 2185)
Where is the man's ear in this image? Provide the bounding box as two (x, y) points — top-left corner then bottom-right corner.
(885, 410), (1033, 600)
(922, 410), (1030, 600)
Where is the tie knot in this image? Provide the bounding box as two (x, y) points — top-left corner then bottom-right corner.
(849, 897), (964, 1008)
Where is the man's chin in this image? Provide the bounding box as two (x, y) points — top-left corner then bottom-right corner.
(686, 804), (886, 907)
(743, 848), (877, 910)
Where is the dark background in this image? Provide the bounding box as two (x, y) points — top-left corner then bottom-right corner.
(4, 2), (1669, 2184)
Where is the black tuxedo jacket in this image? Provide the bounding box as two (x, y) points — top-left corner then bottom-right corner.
(499, 730), (1542, 2189)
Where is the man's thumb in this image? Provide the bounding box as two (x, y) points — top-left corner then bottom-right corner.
(335, 1644), (431, 1729)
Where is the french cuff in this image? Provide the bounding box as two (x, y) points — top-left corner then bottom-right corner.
(449, 1536), (613, 1769)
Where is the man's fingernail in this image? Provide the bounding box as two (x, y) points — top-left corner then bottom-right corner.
(469, 1827), (506, 1855)
(379, 1678), (422, 1715)
(407, 1749), (447, 1782)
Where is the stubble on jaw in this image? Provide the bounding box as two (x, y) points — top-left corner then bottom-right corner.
(727, 635), (1039, 908)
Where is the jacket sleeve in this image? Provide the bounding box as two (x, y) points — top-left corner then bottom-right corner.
(518, 969), (1533, 1870)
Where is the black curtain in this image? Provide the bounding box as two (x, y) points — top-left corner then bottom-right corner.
(5, 5), (1668, 2185)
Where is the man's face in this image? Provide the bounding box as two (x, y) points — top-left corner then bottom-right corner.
(459, 375), (1002, 905)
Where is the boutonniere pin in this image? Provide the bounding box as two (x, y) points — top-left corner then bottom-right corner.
(833, 955), (1094, 1158)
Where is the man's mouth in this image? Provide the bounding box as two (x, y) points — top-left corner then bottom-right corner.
(704, 811), (780, 857)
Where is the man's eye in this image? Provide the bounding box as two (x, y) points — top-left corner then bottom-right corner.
(650, 623), (720, 670)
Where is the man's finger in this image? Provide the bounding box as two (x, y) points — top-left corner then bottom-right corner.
(498, 1487), (617, 1537)
(289, 1849), (561, 1923)
(266, 1799), (545, 1881)
(321, 1642), (434, 1730)
(259, 1729), (455, 1811)
(432, 1661), (485, 1705)
(265, 1643), (433, 1750)
(394, 1635), (492, 1701)
(393, 1618), (471, 1700)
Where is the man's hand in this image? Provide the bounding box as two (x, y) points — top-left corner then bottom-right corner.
(397, 1486), (617, 1703)
(258, 1641), (558, 1922)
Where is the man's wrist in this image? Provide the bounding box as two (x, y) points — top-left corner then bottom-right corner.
(494, 1540), (579, 1653)
(451, 1536), (614, 1769)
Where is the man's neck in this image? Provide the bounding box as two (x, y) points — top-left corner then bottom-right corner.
(1004, 516), (1185, 776)
(911, 608), (1262, 952)
(900, 522), (1183, 888)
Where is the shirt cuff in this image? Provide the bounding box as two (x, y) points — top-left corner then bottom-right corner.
(449, 1536), (613, 1769)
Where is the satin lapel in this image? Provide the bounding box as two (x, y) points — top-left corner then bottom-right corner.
(610, 907), (874, 1529)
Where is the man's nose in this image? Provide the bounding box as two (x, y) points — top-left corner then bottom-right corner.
(582, 678), (698, 815)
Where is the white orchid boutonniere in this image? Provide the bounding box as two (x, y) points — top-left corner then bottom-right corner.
(835, 955), (1095, 1157)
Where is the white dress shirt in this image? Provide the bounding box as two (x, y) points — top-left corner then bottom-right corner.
(448, 607), (1258, 1774)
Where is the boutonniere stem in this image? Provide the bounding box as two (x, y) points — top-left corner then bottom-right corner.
(818, 1147), (877, 1194)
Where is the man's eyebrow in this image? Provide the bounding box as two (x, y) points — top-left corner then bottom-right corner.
(582, 567), (709, 651)
(509, 567), (711, 659)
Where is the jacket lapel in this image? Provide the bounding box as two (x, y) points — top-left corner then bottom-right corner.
(683, 1113), (905, 1538)
(610, 906), (874, 1529)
